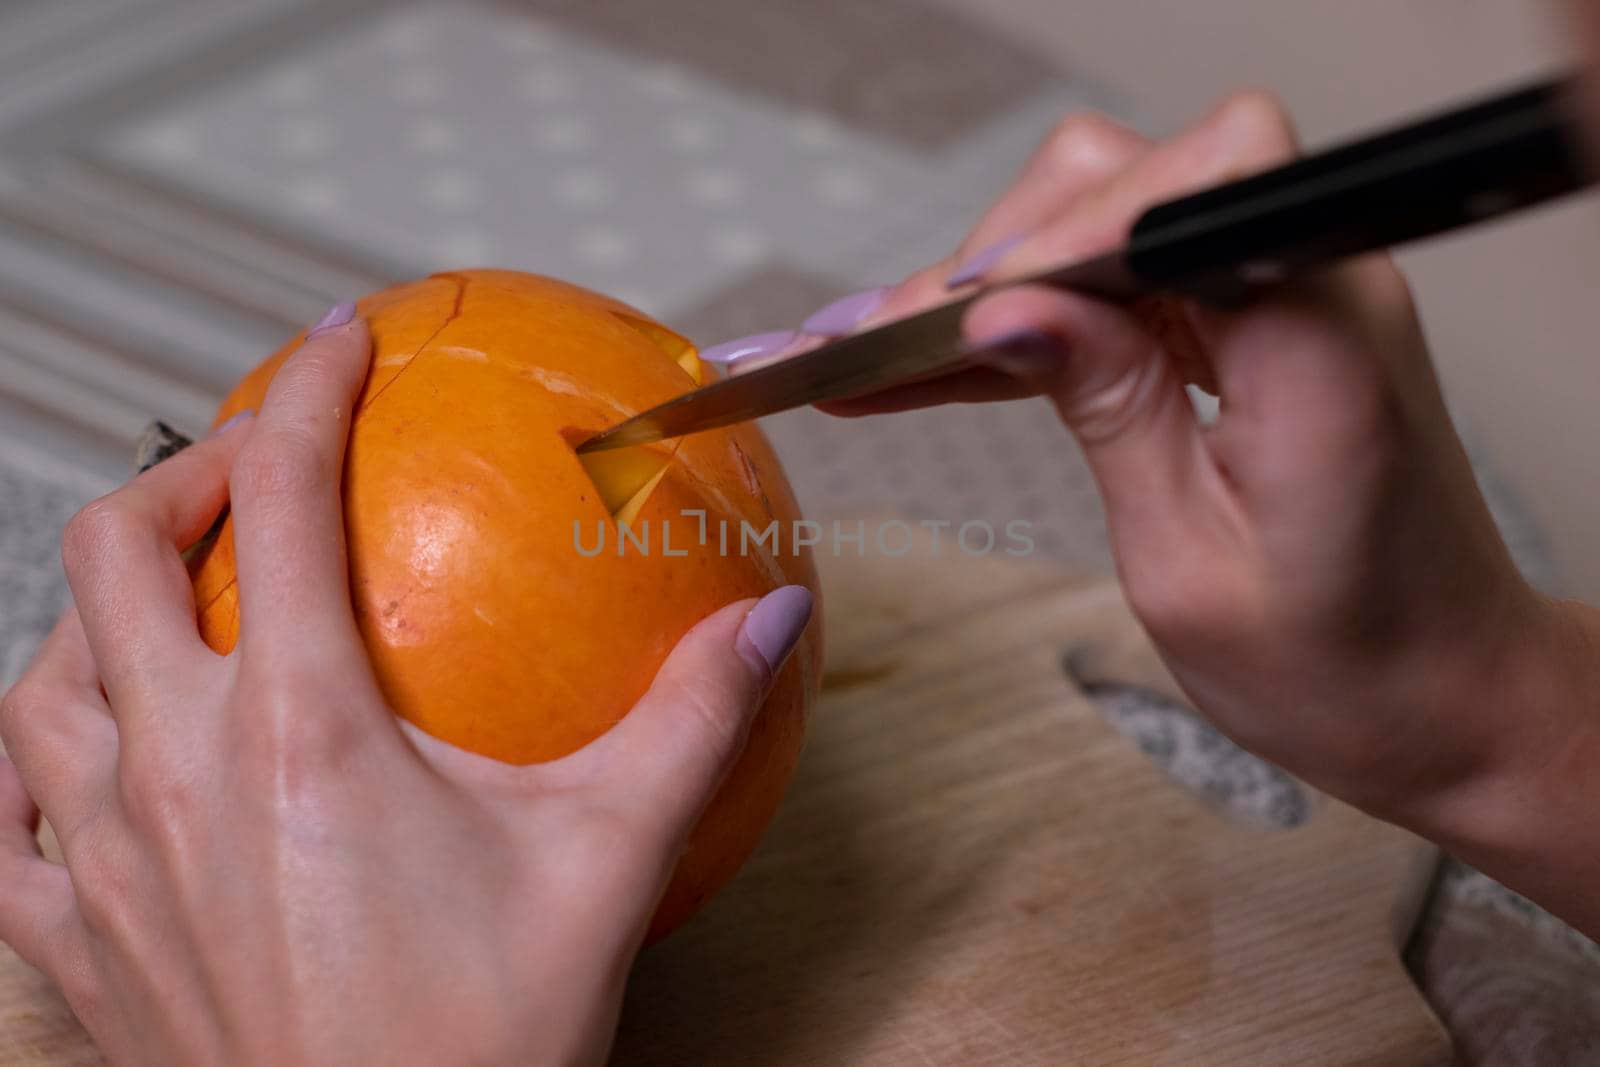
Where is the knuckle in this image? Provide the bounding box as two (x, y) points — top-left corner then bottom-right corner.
(276, 350), (345, 403)
(1043, 112), (1126, 174)
(75, 881), (135, 951)
(0, 681), (74, 750)
(0, 683), (38, 740)
(666, 677), (748, 766)
(1216, 88), (1297, 147)
(60, 497), (144, 574)
(230, 430), (327, 508)
(115, 754), (202, 842)
(1063, 350), (1166, 449)
(273, 345), (363, 417)
(289, 340), (352, 376)
(68, 832), (138, 944)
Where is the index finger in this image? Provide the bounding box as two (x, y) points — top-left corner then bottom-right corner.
(228, 305), (373, 666)
(59, 418), (251, 701)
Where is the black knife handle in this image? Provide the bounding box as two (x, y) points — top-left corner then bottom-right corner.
(1121, 76), (1592, 304)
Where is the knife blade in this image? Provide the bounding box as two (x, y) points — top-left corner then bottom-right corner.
(577, 74), (1591, 455)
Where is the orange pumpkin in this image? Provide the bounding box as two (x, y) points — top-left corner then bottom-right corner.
(189, 270), (822, 939)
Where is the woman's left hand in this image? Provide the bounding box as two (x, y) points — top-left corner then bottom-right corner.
(0, 314), (808, 1066)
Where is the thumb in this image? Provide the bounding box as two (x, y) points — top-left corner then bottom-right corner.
(567, 585), (814, 841)
(963, 285), (1206, 541)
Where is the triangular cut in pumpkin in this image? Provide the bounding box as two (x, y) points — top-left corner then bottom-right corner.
(564, 428), (679, 523)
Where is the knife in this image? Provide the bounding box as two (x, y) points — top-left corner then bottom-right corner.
(577, 74), (1593, 455)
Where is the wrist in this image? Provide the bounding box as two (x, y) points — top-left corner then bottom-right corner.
(1339, 571), (1547, 826)
(1380, 585), (1600, 884)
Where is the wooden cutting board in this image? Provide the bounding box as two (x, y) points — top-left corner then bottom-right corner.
(612, 534), (1452, 1065)
(0, 532), (1451, 1065)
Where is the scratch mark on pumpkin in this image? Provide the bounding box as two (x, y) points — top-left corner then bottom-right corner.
(358, 272), (469, 414)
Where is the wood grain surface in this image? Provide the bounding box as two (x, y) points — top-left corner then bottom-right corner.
(613, 537), (1452, 1065)
(0, 535), (1450, 1065)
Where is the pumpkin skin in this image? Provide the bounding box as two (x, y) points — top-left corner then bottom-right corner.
(188, 270), (822, 940)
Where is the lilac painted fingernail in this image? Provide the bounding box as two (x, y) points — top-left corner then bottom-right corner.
(208, 409), (255, 437)
(964, 328), (1064, 379)
(699, 329), (798, 364)
(946, 235), (1025, 288)
(802, 285), (891, 336)
(307, 300), (357, 338)
(739, 585), (813, 675)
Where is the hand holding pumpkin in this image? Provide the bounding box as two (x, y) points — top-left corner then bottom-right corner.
(0, 314), (811, 1066)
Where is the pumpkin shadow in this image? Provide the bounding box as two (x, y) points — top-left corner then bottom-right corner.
(609, 683), (1032, 1064)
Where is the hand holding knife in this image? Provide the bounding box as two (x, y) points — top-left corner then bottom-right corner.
(578, 75), (1592, 455)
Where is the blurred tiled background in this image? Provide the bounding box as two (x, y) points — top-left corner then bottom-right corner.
(0, 0), (1595, 1061)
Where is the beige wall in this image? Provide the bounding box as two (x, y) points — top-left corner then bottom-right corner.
(938, 0), (1600, 596)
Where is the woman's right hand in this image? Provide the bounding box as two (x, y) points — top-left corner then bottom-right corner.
(703, 93), (1599, 936)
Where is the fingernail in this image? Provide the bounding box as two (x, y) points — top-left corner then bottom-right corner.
(699, 329), (798, 365)
(964, 328), (1065, 379)
(209, 409), (255, 437)
(307, 300), (357, 338)
(739, 585), (813, 675)
(946, 235), (1024, 288)
(801, 285), (891, 336)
